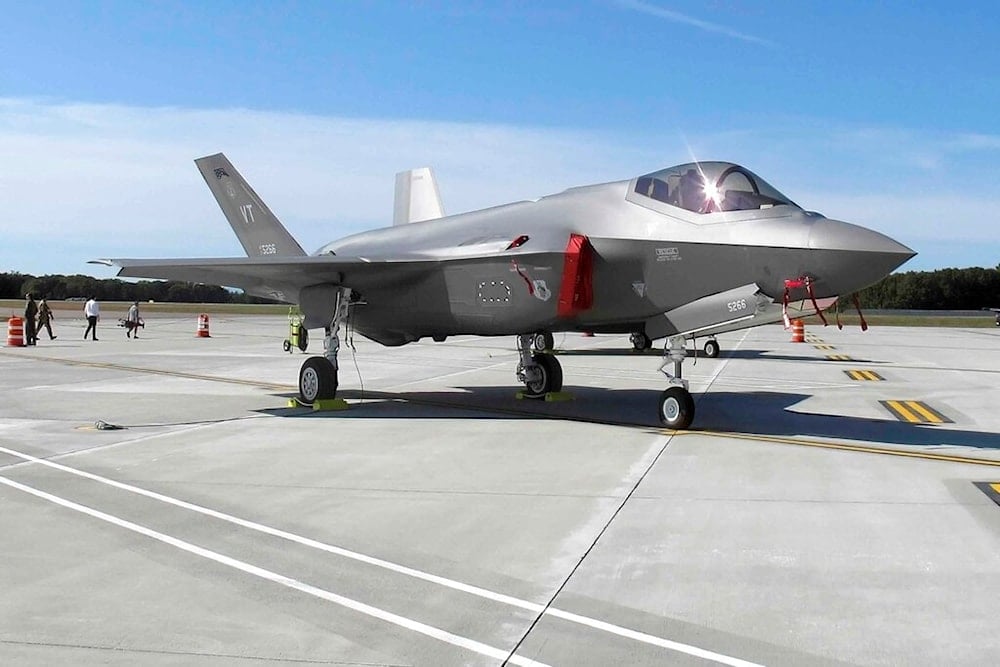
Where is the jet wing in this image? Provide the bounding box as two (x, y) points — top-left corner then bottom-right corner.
(90, 255), (436, 303)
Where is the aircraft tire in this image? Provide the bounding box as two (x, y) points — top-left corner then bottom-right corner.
(299, 356), (338, 403)
(703, 339), (720, 358)
(659, 387), (694, 429)
(298, 328), (309, 352)
(283, 339), (291, 353)
(522, 353), (562, 398)
(532, 331), (555, 352)
(630, 332), (652, 351)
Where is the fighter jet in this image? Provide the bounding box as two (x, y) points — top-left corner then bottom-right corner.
(94, 154), (914, 429)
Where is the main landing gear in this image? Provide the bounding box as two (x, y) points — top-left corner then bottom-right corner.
(658, 335), (695, 429)
(631, 331), (719, 358)
(630, 331), (652, 351)
(517, 333), (563, 398)
(297, 289), (350, 404)
(530, 330), (554, 352)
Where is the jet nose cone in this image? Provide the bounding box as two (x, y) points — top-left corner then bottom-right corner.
(808, 218), (916, 296)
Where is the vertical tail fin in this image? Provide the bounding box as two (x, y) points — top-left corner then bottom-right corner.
(195, 153), (307, 257)
(393, 167), (445, 226)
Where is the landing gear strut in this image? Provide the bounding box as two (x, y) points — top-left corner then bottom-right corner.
(517, 333), (562, 398)
(298, 289), (350, 404)
(658, 335), (695, 429)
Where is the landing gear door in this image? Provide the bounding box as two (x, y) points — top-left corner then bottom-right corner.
(647, 283), (767, 339)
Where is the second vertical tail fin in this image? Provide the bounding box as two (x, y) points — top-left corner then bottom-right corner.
(393, 167), (445, 226)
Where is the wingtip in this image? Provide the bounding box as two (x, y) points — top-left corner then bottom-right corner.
(87, 259), (115, 267)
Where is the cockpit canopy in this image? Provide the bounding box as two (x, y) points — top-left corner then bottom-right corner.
(632, 162), (798, 214)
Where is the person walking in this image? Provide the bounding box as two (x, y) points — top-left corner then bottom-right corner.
(37, 297), (57, 340)
(125, 301), (142, 338)
(83, 296), (100, 341)
(24, 293), (38, 345)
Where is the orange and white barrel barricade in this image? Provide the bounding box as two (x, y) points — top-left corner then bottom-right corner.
(790, 319), (805, 343)
(7, 316), (25, 347)
(196, 313), (211, 338)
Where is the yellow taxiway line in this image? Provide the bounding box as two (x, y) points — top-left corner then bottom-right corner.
(9, 350), (997, 468)
(669, 430), (1000, 467)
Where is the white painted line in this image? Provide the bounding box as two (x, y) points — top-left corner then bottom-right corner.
(0, 421), (230, 473)
(0, 445), (541, 612)
(702, 329), (749, 390)
(1, 445), (762, 666)
(544, 608), (762, 667)
(0, 473), (549, 667)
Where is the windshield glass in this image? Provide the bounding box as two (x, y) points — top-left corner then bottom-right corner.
(633, 162), (798, 214)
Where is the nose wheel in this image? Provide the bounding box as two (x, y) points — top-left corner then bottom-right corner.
(658, 386), (695, 429)
(702, 337), (720, 358)
(657, 335), (696, 429)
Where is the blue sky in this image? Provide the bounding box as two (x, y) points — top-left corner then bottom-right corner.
(2, 1), (998, 277)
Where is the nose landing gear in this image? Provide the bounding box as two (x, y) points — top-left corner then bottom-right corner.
(658, 335), (695, 429)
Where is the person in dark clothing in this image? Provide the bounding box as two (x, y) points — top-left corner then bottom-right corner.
(24, 294), (38, 345)
(37, 297), (57, 340)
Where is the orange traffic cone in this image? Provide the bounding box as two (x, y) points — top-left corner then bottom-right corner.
(196, 313), (211, 338)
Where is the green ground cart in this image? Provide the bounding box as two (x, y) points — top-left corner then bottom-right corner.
(283, 307), (309, 353)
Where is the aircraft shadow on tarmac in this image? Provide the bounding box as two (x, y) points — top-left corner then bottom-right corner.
(262, 385), (1000, 451)
(694, 391), (1000, 451)
(704, 349), (881, 363)
(554, 347), (878, 364)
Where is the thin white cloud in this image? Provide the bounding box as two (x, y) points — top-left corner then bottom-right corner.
(615, 0), (775, 47)
(0, 98), (665, 276)
(946, 133), (1000, 152)
(0, 98), (994, 276)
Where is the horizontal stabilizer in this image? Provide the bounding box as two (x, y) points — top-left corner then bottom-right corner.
(393, 167), (444, 225)
(195, 153), (306, 258)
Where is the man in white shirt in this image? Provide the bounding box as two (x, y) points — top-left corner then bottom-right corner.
(83, 297), (100, 341)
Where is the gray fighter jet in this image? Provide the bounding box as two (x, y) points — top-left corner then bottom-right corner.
(94, 154), (914, 429)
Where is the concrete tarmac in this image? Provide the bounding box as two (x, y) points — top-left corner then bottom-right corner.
(1, 313), (999, 666)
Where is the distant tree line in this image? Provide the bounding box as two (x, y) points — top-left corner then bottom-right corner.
(0, 272), (277, 304)
(857, 266), (1000, 310)
(2, 267), (998, 309)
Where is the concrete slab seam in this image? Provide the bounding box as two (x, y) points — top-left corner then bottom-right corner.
(502, 432), (762, 667)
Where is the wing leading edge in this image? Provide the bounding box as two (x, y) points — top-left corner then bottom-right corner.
(90, 255), (436, 304)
